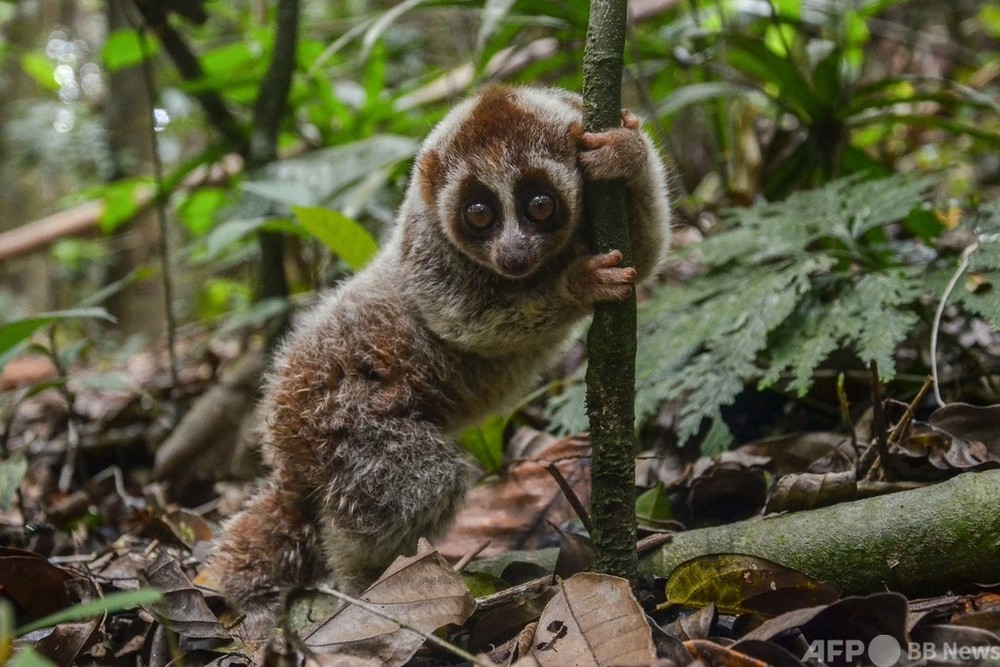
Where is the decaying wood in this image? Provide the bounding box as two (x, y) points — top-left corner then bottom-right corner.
(152, 351), (266, 482)
(640, 469), (1000, 596)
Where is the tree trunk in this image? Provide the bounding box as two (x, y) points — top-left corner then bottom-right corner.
(103, 0), (165, 341)
(581, 0), (638, 586)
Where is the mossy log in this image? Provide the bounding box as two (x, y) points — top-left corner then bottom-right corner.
(639, 470), (1000, 595)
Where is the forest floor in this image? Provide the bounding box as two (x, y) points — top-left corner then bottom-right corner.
(2, 335), (1000, 667)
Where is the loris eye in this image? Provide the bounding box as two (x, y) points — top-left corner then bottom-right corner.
(463, 201), (495, 230)
(525, 194), (556, 223)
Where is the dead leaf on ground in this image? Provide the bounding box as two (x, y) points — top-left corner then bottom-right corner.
(683, 453), (769, 526)
(892, 403), (1000, 475)
(438, 430), (591, 560)
(684, 638), (772, 667)
(302, 539), (476, 666)
(743, 592), (908, 666)
(32, 618), (100, 665)
(143, 552), (231, 641)
(0, 546), (79, 618)
(910, 622), (1000, 659)
(741, 432), (856, 477)
(663, 554), (839, 616)
(658, 602), (716, 641)
(468, 589), (551, 655)
(529, 572), (655, 667)
(765, 470), (858, 514)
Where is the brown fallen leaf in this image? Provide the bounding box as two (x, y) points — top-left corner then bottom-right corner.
(742, 591), (908, 666)
(765, 470), (858, 514)
(529, 573), (655, 667)
(0, 546), (79, 618)
(143, 552), (231, 641)
(32, 618), (100, 665)
(892, 403), (1000, 475)
(438, 432), (591, 560)
(302, 539), (476, 666)
(685, 638), (772, 666)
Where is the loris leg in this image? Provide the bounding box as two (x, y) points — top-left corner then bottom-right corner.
(315, 417), (475, 594)
(211, 479), (322, 636)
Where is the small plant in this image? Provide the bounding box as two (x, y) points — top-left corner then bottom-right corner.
(647, 0), (1000, 198)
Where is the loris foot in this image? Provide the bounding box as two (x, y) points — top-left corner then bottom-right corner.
(578, 110), (649, 184)
(568, 249), (637, 304)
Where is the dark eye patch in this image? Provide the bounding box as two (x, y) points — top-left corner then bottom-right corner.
(516, 169), (565, 232)
(457, 180), (501, 237)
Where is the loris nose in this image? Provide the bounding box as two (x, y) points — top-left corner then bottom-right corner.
(494, 235), (536, 277)
(497, 251), (534, 277)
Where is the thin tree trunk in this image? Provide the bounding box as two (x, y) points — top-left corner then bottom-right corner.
(581, 0), (638, 586)
(248, 0), (299, 340)
(104, 0), (166, 341)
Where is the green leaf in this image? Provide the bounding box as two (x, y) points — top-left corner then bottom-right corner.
(725, 33), (818, 120)
(291, 206), (378, 271)
(458, 415), (507, 474)
(980, 3), (1000, 38)
(101, 28), (157, 72)
(179, 188), (227, 237)
(17, 589), (163, 636)
(636, 483), (673, 528)
(657, 81), (759, 117)
(9, 647), (57, 667)
(0, 455), (27, 513)
(0, 308), (115, 362)
(213, 297), (292, 340)
(98, 179), (153, 233)
(200, 218), (270, 260)
(20, 53), (59, 92)
(664, 554), (838, 615)
(242, 135), (418, 208)
(631, 174), (935, 450)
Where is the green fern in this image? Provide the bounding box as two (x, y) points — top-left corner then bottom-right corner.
(546, 174), (1000, 451)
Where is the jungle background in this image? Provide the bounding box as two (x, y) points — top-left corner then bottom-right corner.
(2, 0), (1000, 665)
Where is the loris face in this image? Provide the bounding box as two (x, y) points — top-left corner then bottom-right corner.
(415, 86), (585, 279)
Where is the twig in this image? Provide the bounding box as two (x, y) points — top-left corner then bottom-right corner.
(130, 10), (180, 394)
(452, 540), (491, 573)
(46, 327), (82, 493)
(474, 575), (556, 612)
(836, 372), (859, 455)
(544, 462), (594, 536)
(886, 376), (934, 450)
(314, 586), (490, 667)
(636, 532), (673, 555)
(865, 360), (888, 481)
(931, 241), (977, 408)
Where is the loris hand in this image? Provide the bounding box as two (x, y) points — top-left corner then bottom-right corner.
(577, 110), (649, 184)
(567, 249), (637, 304)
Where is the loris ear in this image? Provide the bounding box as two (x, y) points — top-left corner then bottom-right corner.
(418, 150), (444, 208)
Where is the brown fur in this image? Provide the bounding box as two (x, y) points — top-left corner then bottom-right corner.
(209, 86), (672, 636)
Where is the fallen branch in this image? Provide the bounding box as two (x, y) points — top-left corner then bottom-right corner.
(0, 156), (241, 262)
(639, 470), (1000, 596)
